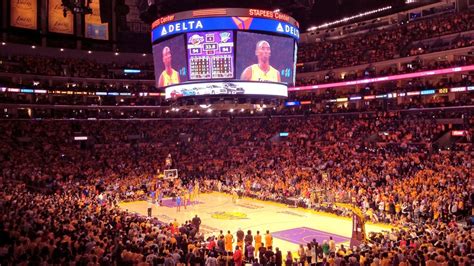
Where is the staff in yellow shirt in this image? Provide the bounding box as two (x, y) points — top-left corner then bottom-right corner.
(265, 230), (273, 249)
(240, 40), (281, 82)
(225, 230), (234, 252)
(158, 46), (180, 87)
(254, 231), (262, 256)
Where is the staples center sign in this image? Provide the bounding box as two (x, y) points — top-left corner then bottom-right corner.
(152, 8), (298, 30)
(152, 15), (176, 29)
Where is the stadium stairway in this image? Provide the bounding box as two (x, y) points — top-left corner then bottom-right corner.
(431, 116), (469, 149)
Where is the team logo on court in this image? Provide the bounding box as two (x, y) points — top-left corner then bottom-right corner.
(211, 211), (248, 220)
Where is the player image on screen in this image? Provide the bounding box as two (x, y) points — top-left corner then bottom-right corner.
(158, 46), (180, 87)
(240, 40), (281, 82)
(237, 32), (294, 85)
(152, 34), (187, 88)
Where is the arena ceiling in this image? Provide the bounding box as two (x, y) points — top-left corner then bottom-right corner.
(139, 0), (433, 31)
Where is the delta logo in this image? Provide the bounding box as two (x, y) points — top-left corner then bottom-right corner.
(160, 20), (204, 36)
(276, 22), (300, 38)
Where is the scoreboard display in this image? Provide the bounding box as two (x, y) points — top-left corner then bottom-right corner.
(187, 31), (234, 80)
(151, 8), (300, 99)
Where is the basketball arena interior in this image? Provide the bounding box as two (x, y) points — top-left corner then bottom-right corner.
(0, 0), (473, 265)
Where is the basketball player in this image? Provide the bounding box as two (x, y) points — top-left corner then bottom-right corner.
(188, 182), (194, 201)
(185, 188), (192, 208)
(193, 181), (200, 200)
(232, 188), (239, 203)
(158, 46), (180, 87)
(240, 40), (281, 82)
(157, 189), (163, 206)
(176, 194), (181, 212)
(182, 191), (187, 210)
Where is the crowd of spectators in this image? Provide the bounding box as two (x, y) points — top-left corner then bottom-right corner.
(0, 55), (155, 80)
(288, 79), (474, 111)
(0, 110), (472, 264)
(0, 75), (472, 119)
(297, 10), (474, 72)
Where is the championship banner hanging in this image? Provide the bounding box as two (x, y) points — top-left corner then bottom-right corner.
(84, 0), (109, 40)
(10, 0), (38, 30)
(48, 0), (74, 34)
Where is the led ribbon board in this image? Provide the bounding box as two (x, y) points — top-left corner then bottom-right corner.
(165, 81), (288, 99)
(290, 65), (474, 91)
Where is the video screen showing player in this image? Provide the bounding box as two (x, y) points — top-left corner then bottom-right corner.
(236, 31), (295, 85)
(152, 35), (188, 88)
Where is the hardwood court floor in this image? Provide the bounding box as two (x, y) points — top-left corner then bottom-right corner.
(119, 192), (393, 254)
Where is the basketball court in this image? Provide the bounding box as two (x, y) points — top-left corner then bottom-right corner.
(119, 192), (393, 254)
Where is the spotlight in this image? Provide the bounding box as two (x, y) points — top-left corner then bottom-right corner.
(1, 42), (5, 46)
(60, 48), (64, 52)
(31, 45), (36, 49)
(88, 50), (92, 54)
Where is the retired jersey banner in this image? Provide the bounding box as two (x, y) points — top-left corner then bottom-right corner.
(10, 0), (38, 30)
(84, 0), (109, 40)
(48, 0), (74, 34)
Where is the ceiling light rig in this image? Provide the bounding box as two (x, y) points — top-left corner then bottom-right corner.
(307, 6), (392, 31)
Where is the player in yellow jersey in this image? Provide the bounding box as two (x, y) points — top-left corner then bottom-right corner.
(193, 181), (199, 200)
(240, 40), (281, 82)
(158, 46), (180, 87)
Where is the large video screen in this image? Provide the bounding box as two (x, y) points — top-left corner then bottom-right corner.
(187, 31), (234, 80)
(236, 31), (295, 86)
(152, 35), (188, 88)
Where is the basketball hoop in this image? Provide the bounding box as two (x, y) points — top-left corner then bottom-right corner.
(164, 169), (178, 180)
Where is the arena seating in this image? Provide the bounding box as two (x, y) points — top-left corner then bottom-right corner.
(0, 54), (155, 80)
(0, 111), (472, 264)
(298, 10), (474, 71)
